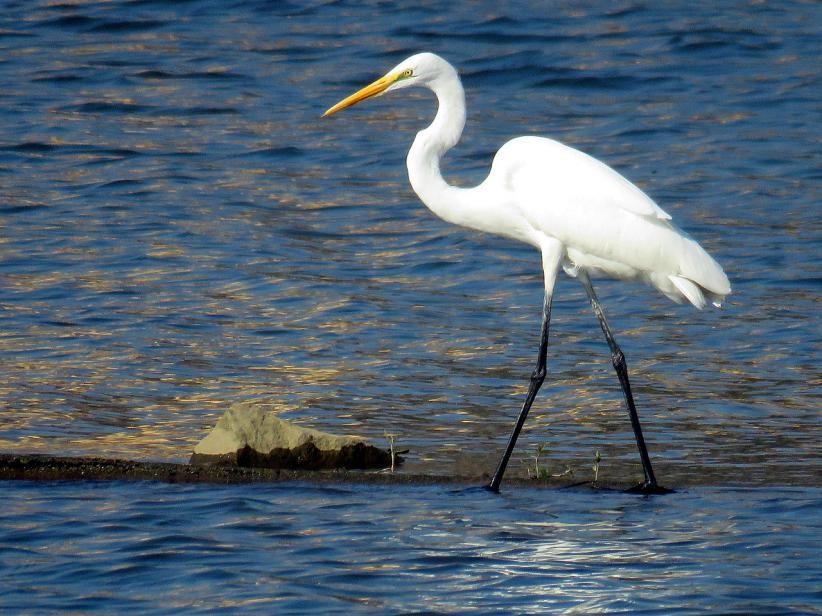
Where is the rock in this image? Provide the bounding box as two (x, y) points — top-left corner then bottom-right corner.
(190, 403), (394, 470)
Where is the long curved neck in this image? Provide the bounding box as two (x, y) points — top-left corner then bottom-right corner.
(406, 70), (474, 227)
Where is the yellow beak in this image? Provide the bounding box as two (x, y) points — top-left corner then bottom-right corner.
(322, 71), (401, 117)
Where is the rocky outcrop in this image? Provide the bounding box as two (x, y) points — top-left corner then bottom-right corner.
(190, 403), (394, 470)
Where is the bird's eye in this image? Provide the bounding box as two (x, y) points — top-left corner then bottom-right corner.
(402, 69), (413, 78)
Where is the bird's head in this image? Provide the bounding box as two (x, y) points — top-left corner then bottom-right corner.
(322, 52), (451, 117)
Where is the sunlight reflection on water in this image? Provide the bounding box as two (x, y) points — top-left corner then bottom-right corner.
(0, 1), (819, 487)
(0, 481), (819, 613)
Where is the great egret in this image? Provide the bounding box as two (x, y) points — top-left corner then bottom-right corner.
(323, 53), (730, 493)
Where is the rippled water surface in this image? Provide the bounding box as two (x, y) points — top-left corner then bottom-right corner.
(1, 481), (820, 614)
(0, 0), (819, 611)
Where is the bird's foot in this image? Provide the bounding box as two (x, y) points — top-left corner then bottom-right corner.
(483, 482), (501, 494)
(625, 481), (674, 495)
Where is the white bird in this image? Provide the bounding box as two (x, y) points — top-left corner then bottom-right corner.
(323, 52), (730, 493)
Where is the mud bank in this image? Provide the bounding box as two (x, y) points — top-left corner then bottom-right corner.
(0, 453), (639, 490)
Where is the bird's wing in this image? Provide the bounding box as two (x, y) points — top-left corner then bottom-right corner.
(493, 136), (672, 222)
(488, 136), (730, 306)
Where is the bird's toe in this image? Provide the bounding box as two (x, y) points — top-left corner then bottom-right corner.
(626, 481), (674, 495)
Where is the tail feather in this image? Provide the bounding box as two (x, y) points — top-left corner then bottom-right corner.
(705, 290), (726, 308)
(679, 236), (731, 297)
(669, 275), (707, 310)
(648, 232), (731, 309)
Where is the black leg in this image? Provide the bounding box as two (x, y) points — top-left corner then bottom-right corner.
(578, 272), (658, 489)
(488, 293), (553, 492)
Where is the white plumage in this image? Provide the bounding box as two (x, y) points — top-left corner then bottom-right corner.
(323, 52), (730, 492)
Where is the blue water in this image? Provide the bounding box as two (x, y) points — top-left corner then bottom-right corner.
(1, 481), (819, 614)
(0, 0), (820, 612)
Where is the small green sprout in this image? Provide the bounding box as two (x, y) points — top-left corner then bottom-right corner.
(384, 432), (397, 472)
(533, 442), (550, 480)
